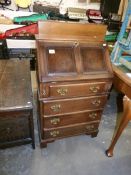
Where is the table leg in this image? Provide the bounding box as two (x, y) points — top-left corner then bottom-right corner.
(106, 96), (131, 157)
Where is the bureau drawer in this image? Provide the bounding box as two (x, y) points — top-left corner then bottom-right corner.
(40, 82), (112, 98)
(44, 110), (102, 128)
(43, 122), (99, 139)
(42, 95), (108, 115)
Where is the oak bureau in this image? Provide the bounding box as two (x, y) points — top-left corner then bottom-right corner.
(36, 21), (113, 148)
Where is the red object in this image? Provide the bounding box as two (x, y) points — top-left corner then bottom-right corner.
(86, 9), (103, 22)
(5, 23), (38, 37)
(0, 33), (6, 39)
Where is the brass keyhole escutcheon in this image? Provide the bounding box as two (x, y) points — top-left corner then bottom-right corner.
(43, 89), (46, 96)
(74, 42), (79, 47)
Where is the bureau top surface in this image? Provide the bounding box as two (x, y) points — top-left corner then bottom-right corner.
(0, 59), (32, 111)
(36, 21), (107, 42)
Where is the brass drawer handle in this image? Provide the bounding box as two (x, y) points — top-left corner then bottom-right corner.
(57, 88), (68, 96)
(50, 118), (60, 125)
(89, 113), (97, 119)
(92, 100), (101, 106)
(50, 104), (61, 112)
(86, 125), (94, 130)
(50, 130), (59, 137)
(89, 86), (100, 93)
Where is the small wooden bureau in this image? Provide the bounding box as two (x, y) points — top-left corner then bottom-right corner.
(0, 59), (35, 149)
(36, 21), (113, 148)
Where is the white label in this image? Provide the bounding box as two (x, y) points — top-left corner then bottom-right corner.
(49, 49), (55, 54)
(103, 43), (107, 46)
(126, 73), (131, 78)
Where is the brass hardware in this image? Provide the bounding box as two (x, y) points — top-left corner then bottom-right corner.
(51, 104), (61, 112)
(92, 100), (101, 106)
(74, 42), (79, 47)
(57, 88), (68, 96)
(50, 118), (60, 125)
(42, 89), (46, 96)
(86, 125), (94, 130)
(89, 113), (97, 119)
(50, 130), (59, 137)
(89, 86), (100, 93)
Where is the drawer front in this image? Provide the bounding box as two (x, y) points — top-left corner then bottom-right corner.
(44, 110), (102, 128)
(43, 122), (99, 139)
(0, 113), (30, 143)
(40, 82), (112, 98)
(42, 95), (107, 115)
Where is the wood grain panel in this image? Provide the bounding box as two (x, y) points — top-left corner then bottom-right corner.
(44, 110), (102, 128)
(43, 122), (99, 139)
(42, 95), (108, 115)
(38, 21), (107, 42)
(40, 81), (112, 99)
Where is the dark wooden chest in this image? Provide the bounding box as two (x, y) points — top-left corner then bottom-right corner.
(36, 21), (113, 148)
(0, 60), (35, 149)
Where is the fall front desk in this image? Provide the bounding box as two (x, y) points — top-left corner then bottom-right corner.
(36, 21), (113, 148)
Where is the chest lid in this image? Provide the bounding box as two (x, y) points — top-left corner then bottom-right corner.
(0, 60), (32, 111)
